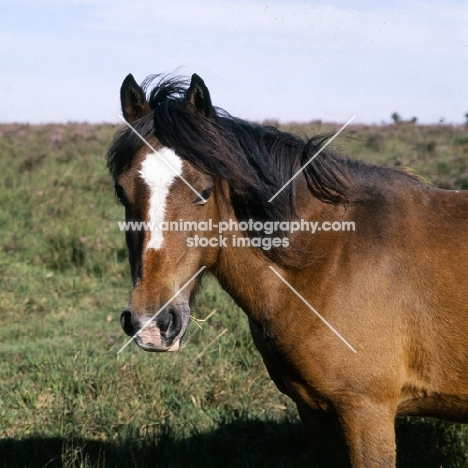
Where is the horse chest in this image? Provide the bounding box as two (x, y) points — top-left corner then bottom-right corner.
(248, 318), (330, 410)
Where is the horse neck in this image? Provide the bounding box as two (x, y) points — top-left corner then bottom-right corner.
(212, 190), (348, 323)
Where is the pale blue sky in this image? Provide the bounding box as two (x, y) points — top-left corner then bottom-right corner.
(1, 0), (467, 124)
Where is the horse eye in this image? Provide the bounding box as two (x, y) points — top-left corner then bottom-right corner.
(115, 185), (126, 205)
(194, 188), (213, 205)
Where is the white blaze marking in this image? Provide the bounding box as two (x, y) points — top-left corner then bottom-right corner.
(139, 147), (182, 250)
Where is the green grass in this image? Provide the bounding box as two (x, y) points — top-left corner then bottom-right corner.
(1, 122), (468, 467)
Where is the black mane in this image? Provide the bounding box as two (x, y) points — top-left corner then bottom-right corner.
(107, 74), (425, 224)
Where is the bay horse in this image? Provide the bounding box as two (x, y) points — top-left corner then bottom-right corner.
(107, 72), (468, 467)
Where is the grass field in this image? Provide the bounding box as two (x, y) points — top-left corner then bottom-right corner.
(1, 121), (468, 467)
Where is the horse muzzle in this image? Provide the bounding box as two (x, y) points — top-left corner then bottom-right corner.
(120, 304), (188, 352)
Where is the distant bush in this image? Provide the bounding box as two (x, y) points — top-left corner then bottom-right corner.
(391, 112), (401, 124)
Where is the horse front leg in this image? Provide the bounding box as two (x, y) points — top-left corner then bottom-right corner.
(299, 400), (397, 467)
(338, 401), (397, 468)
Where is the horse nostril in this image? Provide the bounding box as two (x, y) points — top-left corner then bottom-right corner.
(156, 306), (181, 340)
(120, 309), (136, 336)
(157, 311), (172, 333)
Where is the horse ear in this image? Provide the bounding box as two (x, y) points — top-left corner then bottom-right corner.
(120, 74), (151, 122)
(186, 74), (214, 117)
